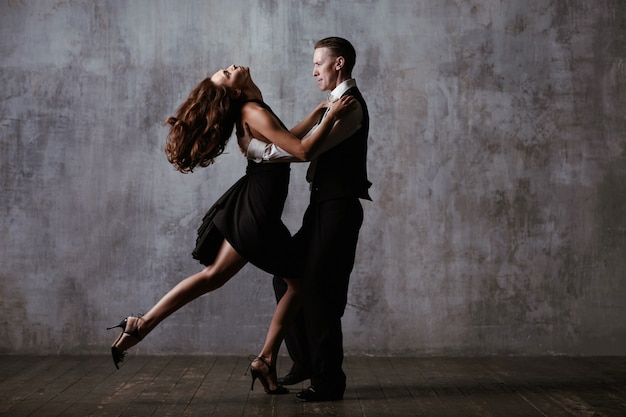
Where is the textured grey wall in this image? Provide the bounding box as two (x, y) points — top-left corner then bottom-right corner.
(1, 0), (625, 356)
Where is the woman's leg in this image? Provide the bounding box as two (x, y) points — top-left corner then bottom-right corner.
(251, 277), (302, 390)
(113, 239), (247, 352)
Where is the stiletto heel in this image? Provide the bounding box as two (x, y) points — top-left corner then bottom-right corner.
(248, 356), (288, 395)
(107, 316), (144, 369)
(106, 318), (127, 331)
(250, 371), (259, 391)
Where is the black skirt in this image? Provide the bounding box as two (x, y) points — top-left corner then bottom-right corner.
(192, 161), (299, 278)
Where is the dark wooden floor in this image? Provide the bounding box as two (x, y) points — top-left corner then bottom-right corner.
(0, 355), (624, 416)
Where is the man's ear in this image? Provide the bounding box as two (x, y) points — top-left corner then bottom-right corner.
(335, 56), (344, 70)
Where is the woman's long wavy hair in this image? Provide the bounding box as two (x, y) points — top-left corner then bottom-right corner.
(165, 78), (240, 173)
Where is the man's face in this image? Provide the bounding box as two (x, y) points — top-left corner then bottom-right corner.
(312, 47), (339, 92)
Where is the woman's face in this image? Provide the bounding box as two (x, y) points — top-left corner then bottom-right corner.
(210, 65), (250, 90)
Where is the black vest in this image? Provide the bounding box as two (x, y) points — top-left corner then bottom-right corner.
(310, 87), (371, 202)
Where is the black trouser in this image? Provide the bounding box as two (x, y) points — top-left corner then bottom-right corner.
(274, 196), (363, 392)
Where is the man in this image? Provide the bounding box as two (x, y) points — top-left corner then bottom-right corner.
(240, 37), (370, 402)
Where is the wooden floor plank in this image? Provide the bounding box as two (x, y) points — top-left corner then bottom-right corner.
(180, 355), (233, 417)
(541, 357), (626, 417)
(27, 356), (112, 417)
(210, 356), (253, 417)
(117, 356), (179, 417)
(348, 356), (392, 416)
(388, 357), (453, 417)
(0, 356), (52, 412)
(89, 356), (171, 417)
(445, 358), (545, 417)
(415, 357), (496, 417)
(364, 356), (421, 417)
(0, 356), (86, 416)
(483, 357), (577, 417)
(0, 355), (624, 417)
(0, 356), (48, 381)
(586, 357), (626, 410)
(150, 356), (213, 417)
(119, 356), (194, 417)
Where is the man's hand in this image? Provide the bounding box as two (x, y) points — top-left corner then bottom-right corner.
(237, 122), (253, 156)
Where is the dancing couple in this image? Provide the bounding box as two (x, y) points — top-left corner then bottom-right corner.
(108, 37), (370, 402)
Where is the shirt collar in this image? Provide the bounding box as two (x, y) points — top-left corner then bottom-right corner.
(328, 79), (357, 101)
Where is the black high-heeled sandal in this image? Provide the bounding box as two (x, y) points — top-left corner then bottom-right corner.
(107, 316), (143, 369)
(249, 356), (289, 395)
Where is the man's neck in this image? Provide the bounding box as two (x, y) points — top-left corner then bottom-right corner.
(329, 73), (351, 92)
(328, 79), (356, 100)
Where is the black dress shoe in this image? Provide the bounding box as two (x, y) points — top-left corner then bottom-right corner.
(296, 386), (344, 402)
(277, 372), (310, 386)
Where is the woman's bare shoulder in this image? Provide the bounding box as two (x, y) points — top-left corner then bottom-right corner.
(241, 100), (265, 112)
(241, 100), (272, 122)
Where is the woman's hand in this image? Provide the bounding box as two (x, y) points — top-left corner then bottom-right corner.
(327, 96), (357, 120)
(314, 100), (329, 114)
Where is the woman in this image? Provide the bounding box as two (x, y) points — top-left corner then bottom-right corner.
(107, 65), (354, 395)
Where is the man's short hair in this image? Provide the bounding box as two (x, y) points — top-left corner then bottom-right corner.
(315, 37), (356, 76)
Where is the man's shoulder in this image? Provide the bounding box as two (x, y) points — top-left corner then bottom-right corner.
(343, 86), (364, 98)
(343, 88), (368, 113)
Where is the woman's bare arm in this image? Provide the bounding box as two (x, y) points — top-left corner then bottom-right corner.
(290, 101), (327, 139)
(241, 96), (355, 161)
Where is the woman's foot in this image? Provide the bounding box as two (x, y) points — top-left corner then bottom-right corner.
(249, 356), (289, 395)
(107, 316), (145, 369)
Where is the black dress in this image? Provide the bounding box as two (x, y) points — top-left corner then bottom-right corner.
(192, 100), (297, 278)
